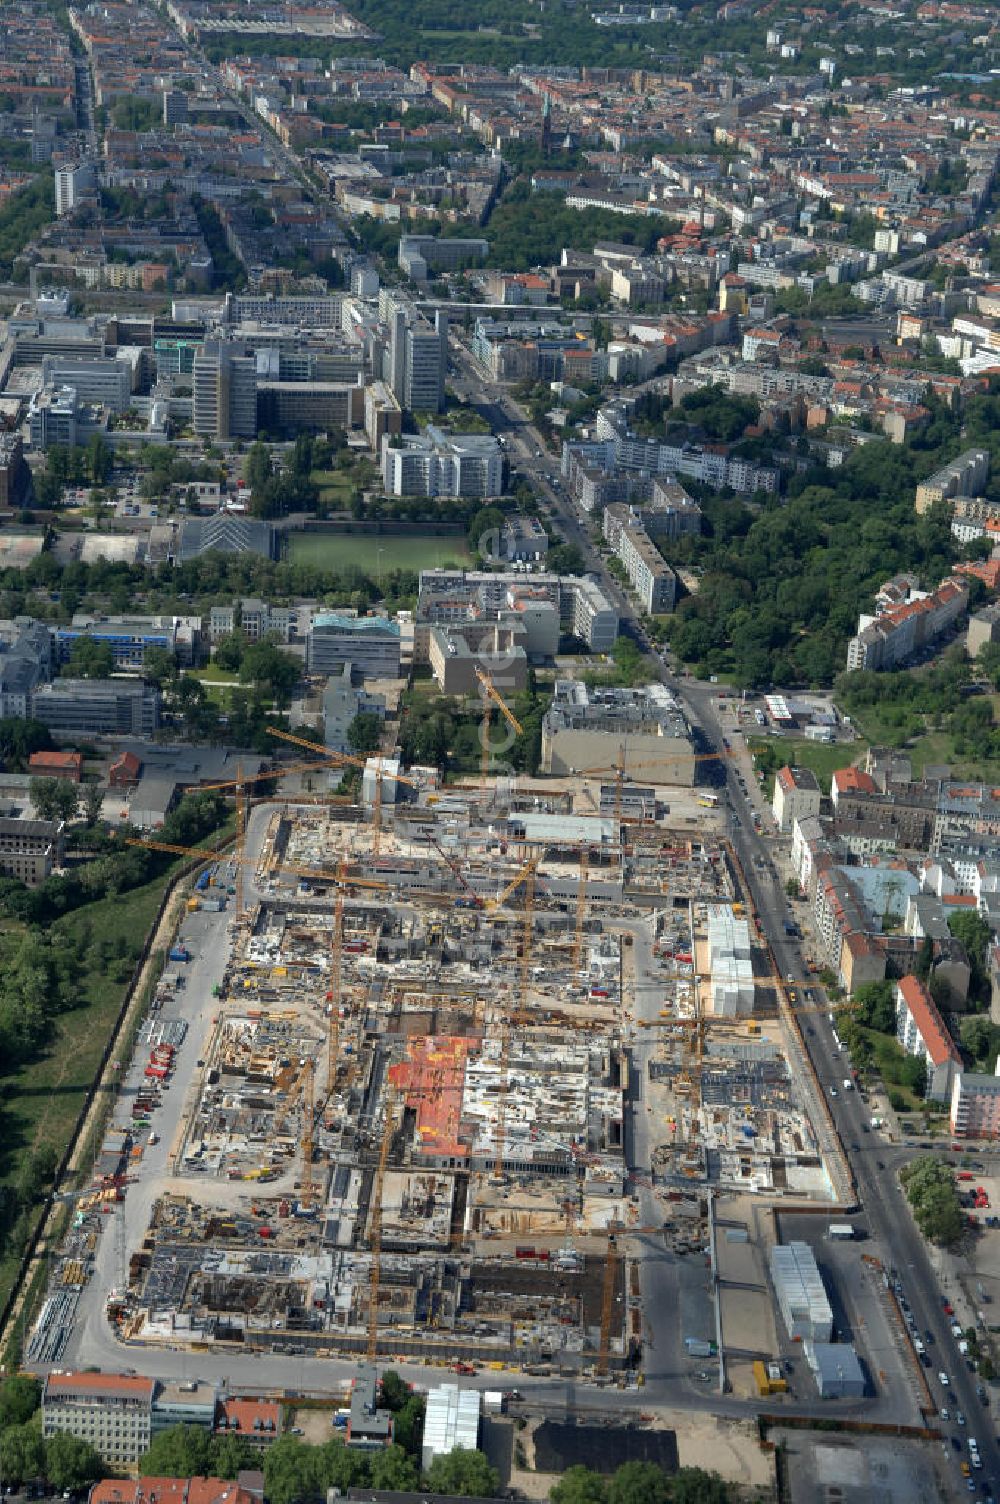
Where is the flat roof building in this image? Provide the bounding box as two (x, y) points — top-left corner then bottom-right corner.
(951, 1060), (1000, 1140)
(706, 902), (754, 1017)
(541, 679), (695, 785)
(770, 1241), (833, 1343)
(421, 1385), (481, 1472)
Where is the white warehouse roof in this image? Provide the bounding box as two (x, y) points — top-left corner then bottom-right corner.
(422, 1384), (481, 1471)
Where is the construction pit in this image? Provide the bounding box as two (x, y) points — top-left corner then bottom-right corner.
(31, 783), (841, 1381)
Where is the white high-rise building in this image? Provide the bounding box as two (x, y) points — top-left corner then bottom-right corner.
(193, 340), (257, 440)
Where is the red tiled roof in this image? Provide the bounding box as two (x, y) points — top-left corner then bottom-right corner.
(897, 974), (961, 1067)
(833, 767), (876, 794)
(45, 1372), (155, 1400)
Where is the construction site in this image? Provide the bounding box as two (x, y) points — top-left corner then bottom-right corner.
(29, 714), (844, 1385)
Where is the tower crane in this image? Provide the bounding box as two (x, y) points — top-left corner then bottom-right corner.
(474, 664), (523, 788)
(127, 837), (392, 895)
(367, 1085), (398, 1361)
(267, 726), (418, 856)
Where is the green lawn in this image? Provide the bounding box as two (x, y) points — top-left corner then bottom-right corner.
(287, 532), (473, 573)
(748, 735), (862, 792)
(0, 858), (202, 1314)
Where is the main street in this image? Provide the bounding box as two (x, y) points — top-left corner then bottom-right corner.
(447, 343), (997, 1492)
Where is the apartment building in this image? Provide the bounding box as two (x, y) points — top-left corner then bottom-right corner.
(387, 301), (447, 415)
(895, 974), (962, 1102)
(42, 1372), (155, 1467)
(398, 234), (488, 282)
(602, 505), (676, 614)
(846, 575), (969, 671)
(772, 765), (821, 834)
(382, 427), (504, 499)
(562, 577), (619, 652)
(951, 1063), (1000, 1140)
(914, 448), (990, 515)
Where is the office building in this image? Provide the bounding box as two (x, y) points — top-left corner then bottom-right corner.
(0, 435), (28, 508)
(895, 974), (962, 1103)
(398, 235), (489, 283)
(602, 505), (676, 614)
(541, 679), (695, 784)
(42, 1372), (155, 1468)
(428, 623), (528, 695)
(307, 614), (401, 680)
(28, 385), (79, 449)
(951, 1061), (1000, 1140)
(54, 616), (183, 671)
(501, 516), (548, 563)
(421, 1385), (480, 1471)
(387, 302), (447, 415)
(382, 426), (503, 499)
(193, 340), (257, 441)
(0, 621), (52, 717)
(41, 355), (131, 413)
(54, 160), (96, 217)
(150, 1381), (218, 1434)
(30, 678), (161, 736)
(772, 765), (822, 834)
(770, 1242), (833, 1343)
(0, 816), (63, 886)
(706, 903), (754, 1016)
(257, 380), (364, 436)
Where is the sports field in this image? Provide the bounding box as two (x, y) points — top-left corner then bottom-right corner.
(287, 532), (473, 572)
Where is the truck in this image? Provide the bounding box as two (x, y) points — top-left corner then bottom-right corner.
(685, 1337), (717, 1358)
(828, 1223), (855, 1241)
(168, 945), (190, 963)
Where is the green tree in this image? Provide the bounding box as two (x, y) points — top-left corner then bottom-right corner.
(239, 640), (301, 705)
(263, 1436), (323, 1504)
(210, 1433), (258, 1478)
(425, 1447), (500, 1497)
(86, 434), (113, 485)
(214, 632), (245, 672)
(900, 1155), (964, 1246)
(392, 1393), (425, 1458)
(139, 1423), (215, 1477)
(551, 1465), (609, 1504)
(143, 644), (178, 687)
(66, 637), (115, 678)
(606, 1461), (671, 1504)
(672, 1469), (731, 1504)
(347, 711), (383, 755)
(44, 1430), (104, 1491)
(377, 1370), (412, 1411)
(0, 1375), (41, 1427)
(82, 783), (106, 825)
(369, 1444), (419, 1491)
(948, 910), (993, 1000)
(30, 777), (78, 824)
(244, 441), (273, 493)
(0, 1423), (47, 1485)
(468, 505), (506, 562)
(853, 980), (895, 1033)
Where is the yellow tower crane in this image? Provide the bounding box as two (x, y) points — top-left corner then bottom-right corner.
(474, 664), (523, 788)
(267, 726), (418, 856)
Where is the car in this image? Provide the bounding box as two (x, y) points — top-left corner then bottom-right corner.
(830, 1086), (838, 1096)
(959, 1413), (967, 1426)
(943, 1408), (951, 1420)
(941, 1373), (951, 1387)
(970, 1481), (979, 1493)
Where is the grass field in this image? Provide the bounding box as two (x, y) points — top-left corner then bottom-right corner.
(748, 735), (861, 792)
(0, 857), (201, 1313)
(287, 532), (473, 572)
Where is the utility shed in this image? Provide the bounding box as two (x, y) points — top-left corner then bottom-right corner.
(805, 1340), (865, 1398)
(769, 1241), (833, 1342)
(421, 1384), (481, 1471)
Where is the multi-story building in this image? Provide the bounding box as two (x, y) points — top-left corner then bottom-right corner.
(602, 505), (676, 614)
(428, 622), (528, 695)
(772, 765), (821, 835)
(257, 380), (364, 436)
(27, 385), (80, 449)
(54, 159), (96, 216)
(706, 903), (754, 1016)
(323, 664), (386, 753)
(846, 575), (969, 672)
(562, 577), (619, 652)
(951, 1062), (1000, 1140)
(30, 678), (161, 736)
(398, 235), (488, 283)
(306, 613), (401, 680)
(382, 427), (504, 499)
(223, 292), (344, 328)
(41, 355), (132, 413)
(42, 1372), (155, 1468)
(501, 516), (548, 564)
(54, 615), (187, 671)
(770, 1242), (833, 1343)
(0, 435), (28, 508)
(915, 449), (990, 515)
(895, 974), (962, 1103)
(193, 339), (258, 441)
(0, 816), (63, 886)
(387, 301), (447, 415)
(541, 679), (695, 784)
